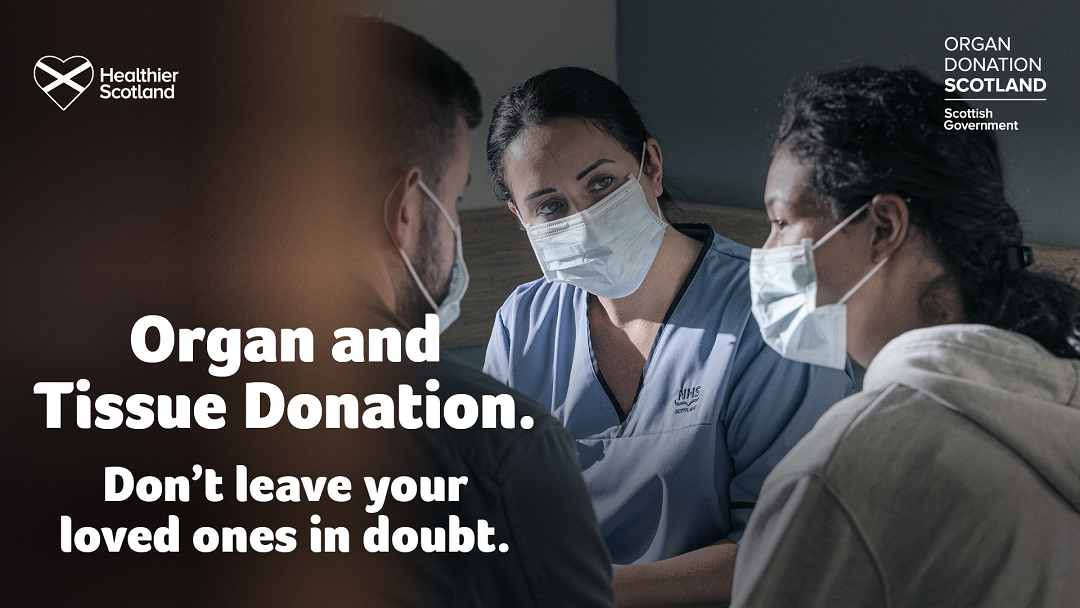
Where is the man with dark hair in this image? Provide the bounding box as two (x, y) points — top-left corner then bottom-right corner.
(5, 4), (612, 606)
(339, 17), (617, 606)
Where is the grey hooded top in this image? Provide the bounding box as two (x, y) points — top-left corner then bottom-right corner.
(732, 324), (1080, 608)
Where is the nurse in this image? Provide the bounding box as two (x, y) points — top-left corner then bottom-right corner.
(483, 66), (854, 607)
(732, 67), (1080, 607)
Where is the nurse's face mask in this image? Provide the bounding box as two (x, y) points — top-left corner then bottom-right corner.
(749, 202), (888, 370)
(397, 179), (470, 334)
(523, 143), (667, 299)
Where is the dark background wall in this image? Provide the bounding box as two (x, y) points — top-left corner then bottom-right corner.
(617, 0), (1080, 248)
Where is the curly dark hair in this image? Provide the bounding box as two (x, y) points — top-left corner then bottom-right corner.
(777, 66), (1080, 358)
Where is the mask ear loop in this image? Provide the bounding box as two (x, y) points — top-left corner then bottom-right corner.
(398, 247), (440, 312)
(837, 255), (889, 305)
(809, 201), (886, 305)
(417, 179), (461, 233)
(637, 141), (666, 224)
(811, 202), (870, 250)
(396, 179), (459, 314)
(420, 179), (470, 306)
(418, 178), (468, 288)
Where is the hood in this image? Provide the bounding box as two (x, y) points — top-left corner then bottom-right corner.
(864, 324), (1080, 513)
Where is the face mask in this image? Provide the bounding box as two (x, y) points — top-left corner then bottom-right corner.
(397, 179), (470, 334)
(523, 143), (666, 299)
(749, 202), (888, 370)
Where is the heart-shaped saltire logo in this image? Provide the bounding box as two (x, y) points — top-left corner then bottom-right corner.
(35, 56), (94, 110)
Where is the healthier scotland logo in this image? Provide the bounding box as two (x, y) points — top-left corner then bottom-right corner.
(34, 55), (180, 109)
(34, 56), (94, 110)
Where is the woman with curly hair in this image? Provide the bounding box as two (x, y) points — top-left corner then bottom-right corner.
(732, 66), (1080, 607)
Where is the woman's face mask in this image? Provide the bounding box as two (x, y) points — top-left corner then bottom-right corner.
(505, 121), (667, 299)
(749, 202), (888, 370)
(523, 145), (666, 298)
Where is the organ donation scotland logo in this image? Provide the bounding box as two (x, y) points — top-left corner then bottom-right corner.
(35, 55), (179, 110)
(34, 56), (94, 110)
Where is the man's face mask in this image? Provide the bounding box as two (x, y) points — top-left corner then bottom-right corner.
(523, 143), (667, 299)
(748, 202), (888, 370)
(397, 180), (469, 334)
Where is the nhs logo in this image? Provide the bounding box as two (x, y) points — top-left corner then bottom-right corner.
(674, 386), (701, 414)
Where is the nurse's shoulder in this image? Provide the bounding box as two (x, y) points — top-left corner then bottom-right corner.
(675, 224), (752, 287)
(706, 229), (752, 263)
(494, 275), (579, 329)
(485, 276), (580, 381)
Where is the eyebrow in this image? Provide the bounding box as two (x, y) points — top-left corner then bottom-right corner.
(521, 158), (617, 204)
(576, 158), (614, 181)
(524, 187), (556, 203)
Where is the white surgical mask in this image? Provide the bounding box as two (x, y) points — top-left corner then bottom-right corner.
(524, 144), (666, 299)
(749, 202), (888, 370)
(398, 179), (470, 334)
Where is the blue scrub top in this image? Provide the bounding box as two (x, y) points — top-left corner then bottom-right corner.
(484, 226), (854, 565)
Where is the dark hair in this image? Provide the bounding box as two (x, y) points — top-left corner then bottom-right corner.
(777, 66), (1079, 358)
(351, 16), (481, 186)
(487, 66), (659, 205)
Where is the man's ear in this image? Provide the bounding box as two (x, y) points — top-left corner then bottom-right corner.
(867, 193), (909, 263)
(384, 167), (424, 253)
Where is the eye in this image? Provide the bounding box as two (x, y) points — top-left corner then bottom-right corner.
(590, 175), (615, 192)
(771, 218), (789, 230)
(535, 198), (565, 217)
